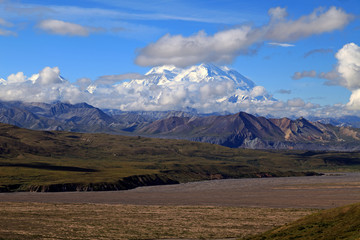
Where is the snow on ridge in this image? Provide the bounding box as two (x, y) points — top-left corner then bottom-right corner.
(136, 63), (257, 91)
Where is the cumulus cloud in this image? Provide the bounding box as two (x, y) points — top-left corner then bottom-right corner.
(292, 70), (317, 80)
(136, 26), (261, 67)
(331, 43), (360, 110)
(37, 19), (91, 36)
(336, 43), (360, 90)
(0, 67), (85, 104)
(35, 66), (64, 85)
(7, 72), (27, 84)
(265, 7), (352, 42)
(136, 6), (353, 67)
(304, 48), (333, 58)
(347, 89), (360, 110)
(250, 86), (268, 97)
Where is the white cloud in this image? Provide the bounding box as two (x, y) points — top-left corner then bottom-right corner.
(268, 7), (288, 21)
(37, 19), (90, 36)
(268, 42), (295, 47)
(347, 89), (360, 110)
(0, 66), (85, 104)
(0, 64), (356, 118)
(250, 86), (267, 97)
(292, 70), (317, 80)
(136, 26), (260, 67)
(34, 66), (64, 85)
(7, 72), (27, 84)
(136, 6), (353, 67)
(266, 7), (353, 41)
(336, 43), (360, 90)
(333, 43), (360, 110)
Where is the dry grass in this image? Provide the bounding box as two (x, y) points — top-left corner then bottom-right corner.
(0, 202), (315, 240)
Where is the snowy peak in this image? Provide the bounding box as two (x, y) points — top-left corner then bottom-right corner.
(145, 65), (179, 75)
(141, 63), (256, 91)
(89, 63), (274, 113)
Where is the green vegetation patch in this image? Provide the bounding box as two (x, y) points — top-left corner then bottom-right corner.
(1, 123), (360, 192)
(246, 202), (360, 240)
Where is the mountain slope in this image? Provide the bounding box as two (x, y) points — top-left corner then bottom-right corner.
(137, 112), (360, 150)
(2, 100), (360, 150)
(0, 101), (127, 132)
(246, 202), (360, 240)
(0, 122), (327, 192)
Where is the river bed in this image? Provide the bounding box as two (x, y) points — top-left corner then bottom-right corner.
(1, 172), (359, 208)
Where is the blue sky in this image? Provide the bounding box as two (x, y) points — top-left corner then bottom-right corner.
(0, 0), (360, 117)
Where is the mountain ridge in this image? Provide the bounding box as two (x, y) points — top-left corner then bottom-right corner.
(1, 100), (360, 150)
(137, 111), (360, 150)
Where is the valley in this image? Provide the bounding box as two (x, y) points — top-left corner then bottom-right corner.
(1, 112), (360, 239)
(1, 173), (359, 239)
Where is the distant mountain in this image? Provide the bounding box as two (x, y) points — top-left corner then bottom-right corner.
(1, 100), (360, 150)
(308, 115), (360, 128)
(137, 112), (360, 150)
(88, 63), (274, 111)
(0, 100), (197, 133)
(0, 101), (119, 132)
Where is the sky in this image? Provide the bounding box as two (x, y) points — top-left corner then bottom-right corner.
(0, 0), (360, 118)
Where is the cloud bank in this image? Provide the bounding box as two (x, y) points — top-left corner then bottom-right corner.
(136, 6), (353, 67)
(0, 63), (356, 118)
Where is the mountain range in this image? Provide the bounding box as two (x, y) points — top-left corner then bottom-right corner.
(1, 100), (360, 151)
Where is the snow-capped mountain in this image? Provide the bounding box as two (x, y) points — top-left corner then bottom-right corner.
(143, 63), (255, 90)
(87, 63), (275, 113)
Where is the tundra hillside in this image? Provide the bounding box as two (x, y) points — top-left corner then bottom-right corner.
(1, 123), (360, 192)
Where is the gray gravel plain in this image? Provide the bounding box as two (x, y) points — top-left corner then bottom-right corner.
(1, 172), (359, 208)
